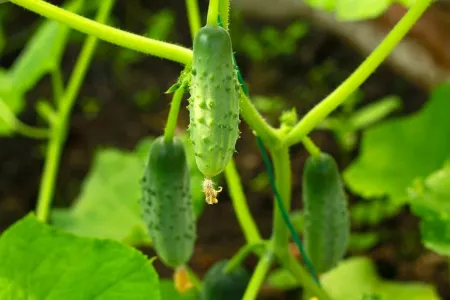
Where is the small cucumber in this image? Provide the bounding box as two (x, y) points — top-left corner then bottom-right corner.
(200, 260), (250, 300)
(188, 25), (240, 179)
(141, 136), (196, 268)
(302, 153), (350, 274)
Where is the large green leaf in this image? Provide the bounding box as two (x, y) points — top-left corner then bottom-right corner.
(408, 162), (450, 255)
(344, 84), (450, 205)
(52, 136), (205, 245)
(51, 147), (149, 245)
(0, 214), (160, 300)
(320, 257), (439, 300)
(9, 0), (83, 95)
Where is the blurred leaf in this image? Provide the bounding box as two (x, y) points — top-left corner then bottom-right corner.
(160, 280), (197, 300)
(408, 162), (450, 255)
(0, 214), (160, 300)
(320, 257), (439, 300)
(350, 199), (400, 226)
(51, 147), (150, 245)
(51, 135), (205, 245)
(348, 232), (380, 252)
(349, 96), (402, 130)
(344, 84), (450, 205)
(9, 0), (82, 94)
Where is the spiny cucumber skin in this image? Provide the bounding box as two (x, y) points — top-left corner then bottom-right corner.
(189, 25), (240, 178)
(302, 153), (350, 274)
(141, 136), (196, 268)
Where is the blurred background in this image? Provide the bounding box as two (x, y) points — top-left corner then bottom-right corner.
(1, 0), (450, 299)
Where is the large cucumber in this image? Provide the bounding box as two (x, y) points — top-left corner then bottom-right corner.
(141, 136), (196, 268)
(302, 153), (350, 274)
(188, 25), (240, 180)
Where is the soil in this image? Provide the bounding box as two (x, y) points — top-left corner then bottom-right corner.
(0, 1), (448, 299)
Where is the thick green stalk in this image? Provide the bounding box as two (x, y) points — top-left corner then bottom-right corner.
(224, 159), (262, 244)
(206, 0), (220, 26)
(36, 0), (115, 222)
(278, 254), (332, 300)
(10, 0), (191, 65)
(283, 0), (433, 147)
(270, 146), (291, 257)
(242, 252), (274, 300)
(163, 87), (184, 142)
(185, 0), (201, 38)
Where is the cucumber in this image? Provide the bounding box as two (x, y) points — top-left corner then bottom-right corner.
(188, 25), (240, 179)
(200, 260), (250, 300)
(302, 153), (350, 274)
(141, 136), (196, 268)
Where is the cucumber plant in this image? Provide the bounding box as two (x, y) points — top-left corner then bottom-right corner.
(0, 0), (440, 299)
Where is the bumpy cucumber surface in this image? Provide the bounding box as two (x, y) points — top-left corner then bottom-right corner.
(188, 25), (240, 178)
(141, 136), (196, 268)
(200, 260), (250, 300)
(302, 153), (350, 274)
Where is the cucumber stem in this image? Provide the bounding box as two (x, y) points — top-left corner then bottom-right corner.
(283, 0), (433, 147)
(224, 159), (262, 243)
(224, 242), (266, 274)
(163, 86), (185, 142)
(219, 0), (230, 30)
(206, 0), (220, 26)
(185, 0), (201, 39)
(35, 0), (115, 222)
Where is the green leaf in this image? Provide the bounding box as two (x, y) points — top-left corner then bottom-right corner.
(344, 84), (450, 205)
(9, 0), (82, 95)
(321, 257), (439, 300)
(408, 162), (450, 255)
(0, 214), (160, 300)
(160, 280), (198, 300)
(52, 135), (205, 245)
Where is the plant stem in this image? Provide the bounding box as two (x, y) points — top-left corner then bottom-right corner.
(270, 146), (291, 257)
(283, 0), (433, 147)
(163, 87), (184, 142)
(206, 0), (220, 26)
(35, 0), (114, 222)
(240, 91), (280, 148)
(242, 252), (274, 300)
(225, 242), (266, 274)
(51, 68), (64, 105)
(185, 0), (201, 39)
(225, 159), (262, 244)
(278, 254), (333, 300)
(302, 137), (321, 157)
(10, 0), (191, 65)
(219, 0), (230, 30)
(0, 98), (49, 139)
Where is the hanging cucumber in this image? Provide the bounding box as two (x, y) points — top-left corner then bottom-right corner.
(141, 136), (196, 268)
(302, 152), (350, 274)
(200, 260), (250, 300)
(188, 24), (240, 204)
